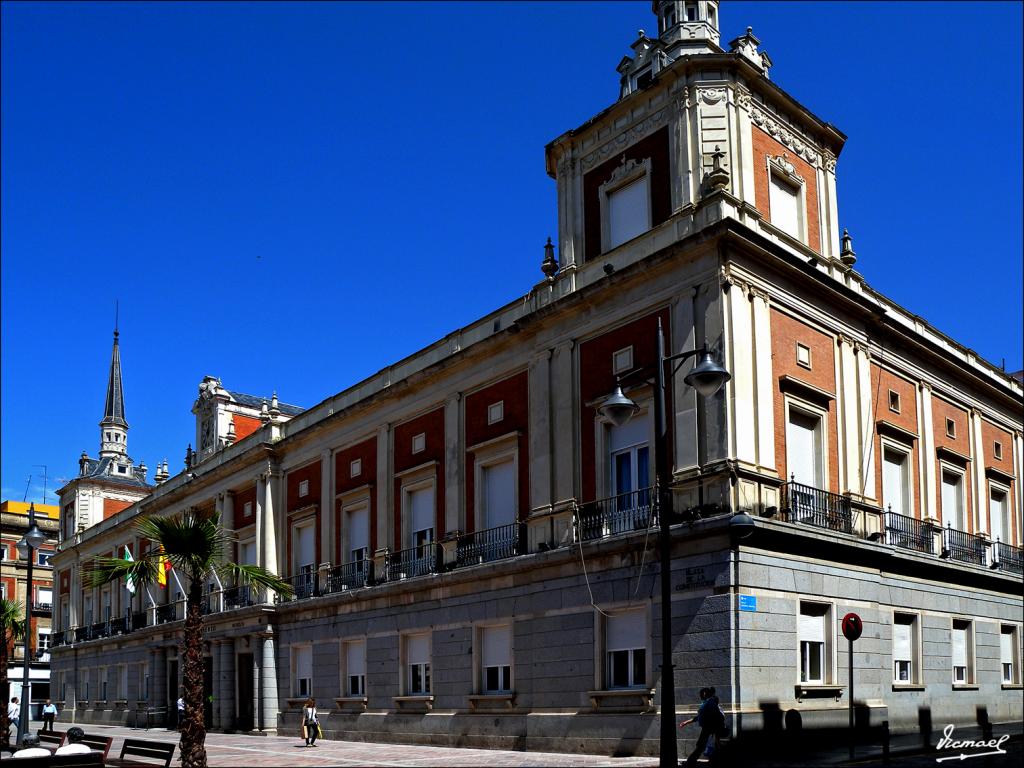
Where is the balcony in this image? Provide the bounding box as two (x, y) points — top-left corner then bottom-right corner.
(278, 571), (320, 602)
(994, 541), (1024, 575)
(223, 585), (260, 609)
(453, 522), (526, 568)
(32, 601), (53, 615)
(325, 559), (374, 593)
(942, 525), (988, 567)
(576, 488), (655, 542)
(781, 481), (855, 535)
(384, 542), (442, 582)
(155, 603), (178, 625)
(884, 510), (934, 554)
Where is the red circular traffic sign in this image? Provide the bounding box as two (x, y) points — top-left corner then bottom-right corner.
(842, 612), (863, 641)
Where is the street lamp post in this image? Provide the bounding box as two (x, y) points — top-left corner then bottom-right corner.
(597, 319), (730, 768)
(15, 502), (47, 746)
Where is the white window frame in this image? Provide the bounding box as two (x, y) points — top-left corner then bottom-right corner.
(988, 481), (1011, 545)
(603, 607), (649, 690)
(795, 342), (812, 370)
(612, 346), (634, 375)
(993, 441), (1003, 461)
(37, 628), (52, 655)
(400, 472), (436, 553)
(892, 612), (920, 685)
(339, 492), (372, 568)
(291, 517), (317, 598)
(939, 463), (967, 531)
(471, 435), (519, 534)
(243, 500), (253, 519)
(411, 433), (426, 454)
(476, 623), (514, 695)
(1000, 624), (1021, 686)
(599, 156), (653, 253)
(951, 618), (974, 685)
(486, 401), (504, 426)
(298, 479), (310, 498)
(291, 644), (313, 698)
(881, 440), (914, 519)
(402, 633), (431, 696)
(766, 155), (806, 243)
(350, 458), (362, 478)
(341, 638), (367, 698)
(37, 551), (52, 567)
(945, 418), (957, 439)
(784, 397), (829, 491)
(596, 394), (653, 500)
(888, 389), (901, 414)
(798, 600), (834, 686)
(120, 665), (129, 701)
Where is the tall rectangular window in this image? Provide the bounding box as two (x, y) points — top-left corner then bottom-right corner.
(292, 523), (316, 598)
(893, 613), (918, 684)
(409, 487), (434, 554)
(405, 634), (431, 695)
(347, 504), (370, 566)
(882, 448), (911, 518)
(607, 177), (649, 250)
(941, 470), (966, 530)
(83, 595), (93, 625)
(38, 629), (52, 654)
(480, 625), (513, 693)
(990, 488), (1009, 544)
(605, 610), (647, 689)
(36, 588), (53, 609)
(786, 407), (823, 489)
(1001, 626), (1019, 685)
(799, 603), (829, 684)
(951, 619), (973, 684)
(481, 460), (516, 531)
(769, 174), (801, 239)
(293, 646), (312, 698)
(344, 640), (366, 696)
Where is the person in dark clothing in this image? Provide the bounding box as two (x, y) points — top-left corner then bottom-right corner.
(680, 687), (725, 766)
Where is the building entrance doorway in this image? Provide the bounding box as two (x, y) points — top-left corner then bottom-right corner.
(237, 653), (254, 731)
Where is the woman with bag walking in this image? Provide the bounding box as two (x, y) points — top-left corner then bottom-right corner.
(680, 687), (725, 766)
(301, 698), (319, 748)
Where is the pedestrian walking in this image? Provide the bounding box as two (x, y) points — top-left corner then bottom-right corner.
(41, 700), (57, 733)
(679, 687), (725, 766)
(6, 697), (20, 745)
(176, 695), (185, 731)
(301, 698), (319, 747)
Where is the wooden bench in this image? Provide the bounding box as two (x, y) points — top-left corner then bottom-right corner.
(104, 739), (176, 768)
(5, 753), (104, 768)
(77, 734), (112, 761)
(37, 730), (67, 750)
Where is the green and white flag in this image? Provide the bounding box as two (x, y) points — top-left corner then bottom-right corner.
(123, 545), (136, 594)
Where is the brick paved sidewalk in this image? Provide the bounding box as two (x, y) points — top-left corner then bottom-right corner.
(58, 725), (660, 767)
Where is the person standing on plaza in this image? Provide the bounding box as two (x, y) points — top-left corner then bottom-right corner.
(301, 698), (319, 747)
(176, 695), (185, 731)
(6, 697), (19, 745)
(40, 700), (57, 733)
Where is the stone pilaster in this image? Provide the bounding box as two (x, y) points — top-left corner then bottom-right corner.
(218, 638), (236, 731)
(444, 393), (462, 535)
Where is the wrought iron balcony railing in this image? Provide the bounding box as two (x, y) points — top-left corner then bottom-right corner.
(325, 559), (373, 593)
(385, 542), (442, 582)
(32, 602), (53, 614)
(942, 525), (988, 567)
(781, 481), (855, 535)
(155, 603), (178, 625)
(993, 540), (1023, 575)
(278, 571), (320, 602)
(223, 584), (261, 609)
(454, 522), (526, 568)
(884, 510), (934, 554)
(576, 488), (655, 542)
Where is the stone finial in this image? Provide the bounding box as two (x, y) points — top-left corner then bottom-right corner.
(269, 392), (281, 421)
(706, 145), (730, 191)
(79, 451), (89, 475)
(541, 237), (559, 279)
(840, 228), (857, 267)
(260, 399), (270, 424)
(225, 416), (237, 446)
(184, 443), (194, 469)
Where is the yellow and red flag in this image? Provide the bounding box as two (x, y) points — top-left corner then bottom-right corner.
(156, 548), (170, 587)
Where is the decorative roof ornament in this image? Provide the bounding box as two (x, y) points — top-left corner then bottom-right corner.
(260, 399), (271, 425)
(541, 237), (559, 279)
(269, 391), (281, 422)
(840, 228), (857, 267)
(154, 460), (169, 484)
(706, 145), (730, 191)
(225, 416), (237, 446)
(729, 26), (771, 76)
(184, 443), (194, 470)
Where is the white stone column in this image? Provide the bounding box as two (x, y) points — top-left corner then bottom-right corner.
(319, 449), (332, 566)
(211, 640), (222, 731)
(260, 467), (280, 577)
(751, 288), (775, 471)
(255, 475), (265, 571)
(735, 91), (755, 207)
(919, 384), (938, 522)
(444, 393), (462, 535)
(259, 632), (277, 734)
(855, 344), (876, 501)
(550, 340), (576, 506)
(836, 336), (858, 495)
(528, 350), (553, 512)
(376, 424), (391, 551)
(824, 160), (841, 260)
(670, 86), (693, 210)
(556, 153), (581, 273)
(970, 410), (987, 534)
(1014, 432), (1024, 544)
(725, 281), (756, 466)
(672, 291), (698, 471)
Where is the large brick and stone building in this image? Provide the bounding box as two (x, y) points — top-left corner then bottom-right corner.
(48, 1), (1022, 756)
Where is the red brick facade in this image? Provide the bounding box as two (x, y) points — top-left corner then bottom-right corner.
(871, 365), (922, 517)
(103, 498), (132, 519)
(334, 436), (378, 559)
(752, 126), (822, 254)
(393, 408), (445, 549)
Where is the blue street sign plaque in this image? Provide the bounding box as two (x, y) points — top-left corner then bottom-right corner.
(738, 595), (757, 612)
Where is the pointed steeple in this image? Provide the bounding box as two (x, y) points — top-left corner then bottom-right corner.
(99, 323), (129, 458)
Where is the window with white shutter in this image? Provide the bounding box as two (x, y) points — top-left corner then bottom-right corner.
(607, 177), (650, 250)
(882, 448), (910, 519)
(893, 613), (917, 683)
(941, 470), (965, 531)
(951, 620), (972, 684)
(409, 487), (434, 553)
(344, 639), (366, 696)
(480, 625), (513, 693)
(605, 610), (647, 689)
(405, 634), (431, 695)
(799, 602), (829, 684)
(346, 504), (370, 566)
(1001, 626), (1019, 685)
(293, 645), (312, 697)
(769, 174), (801, 240)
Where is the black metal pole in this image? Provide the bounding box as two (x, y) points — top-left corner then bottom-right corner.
(848, 636), (854, 761)
(16, 506), (36, 746)
(654, 319), (677, 768)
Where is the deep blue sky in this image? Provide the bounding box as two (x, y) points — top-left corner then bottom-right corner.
(2, 1), (1021, 505)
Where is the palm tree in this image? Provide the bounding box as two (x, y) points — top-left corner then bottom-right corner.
(85, 509), (292, 768)
(0, 598), (25, 751)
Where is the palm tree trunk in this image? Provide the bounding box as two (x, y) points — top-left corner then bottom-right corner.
(0, 632), (10, 750)
(180, 582), (208, 768)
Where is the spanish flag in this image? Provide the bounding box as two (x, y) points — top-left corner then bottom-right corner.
(157, 548), (170, 587)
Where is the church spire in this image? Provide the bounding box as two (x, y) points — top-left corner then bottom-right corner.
(99, 323), (129, 458)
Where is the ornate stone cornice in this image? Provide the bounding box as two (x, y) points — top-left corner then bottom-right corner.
(697, 87), (728, 106)
(581, 108), (668, 170)
(747, 102), (819, 165)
